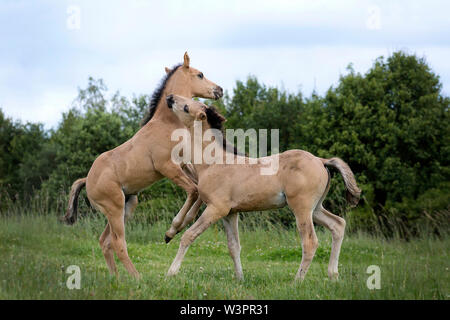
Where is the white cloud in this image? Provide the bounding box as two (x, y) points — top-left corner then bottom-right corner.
(0, 0), (449, 128)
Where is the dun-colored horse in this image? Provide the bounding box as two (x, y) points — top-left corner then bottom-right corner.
(166, 95), (361, 281)
(62, 53), (223, 279)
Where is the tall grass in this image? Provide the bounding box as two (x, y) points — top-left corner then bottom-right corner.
(0, 209), (448, 299)
(0, 186), (448, 299)
(1, 184), (448, 240)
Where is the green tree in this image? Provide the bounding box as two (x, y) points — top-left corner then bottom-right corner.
(214, 52), (449, 233)
(317, 52), (449, 207)
(1, 53), (448, 235)
(41, 78), (143, 195)
(214, 76), (304, 153)
(0, 109), (48, 200)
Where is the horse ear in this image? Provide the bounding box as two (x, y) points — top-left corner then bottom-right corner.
(165, 67), (171, 74)
(219, 114), (227, 123)
(196, 111), (206, 121)
(209, 106), (227, 123)
(183, 52), (190, 68)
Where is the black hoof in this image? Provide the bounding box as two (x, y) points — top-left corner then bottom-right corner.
(165, 235), (172, 243)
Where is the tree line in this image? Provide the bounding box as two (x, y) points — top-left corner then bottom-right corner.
(1, 51), (448, 235)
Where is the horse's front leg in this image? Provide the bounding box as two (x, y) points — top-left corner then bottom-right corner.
(165, 195), (202, 242)
(165, 163), (201, 242)
(156, 162), (199, 243)
(166, 196), (203, 242)
(167, 204), (227, 276)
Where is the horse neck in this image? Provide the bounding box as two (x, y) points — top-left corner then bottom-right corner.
(188, 123), (241, 174)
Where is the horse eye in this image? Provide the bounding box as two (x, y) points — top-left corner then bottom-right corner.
(184, 105), (189, 113)
(197, 73), (204, 79)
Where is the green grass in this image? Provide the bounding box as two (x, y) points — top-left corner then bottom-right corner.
(0, 213), (448, 300)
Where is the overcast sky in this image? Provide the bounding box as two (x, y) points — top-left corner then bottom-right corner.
(1, 0), (449, 128)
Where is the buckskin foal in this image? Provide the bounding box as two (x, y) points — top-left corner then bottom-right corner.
(166, 95), (361, 281)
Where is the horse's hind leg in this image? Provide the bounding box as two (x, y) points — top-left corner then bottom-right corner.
(222, 212), (243, 280)
(287, 195), (319, 281)
(99, 222), (116, 275)
(124, 195), (138, 223)
(94, 189), (140, 279)
(99, 195), (138, 275)
(313, 206), (346, 280)
(107, 212), (140, 279)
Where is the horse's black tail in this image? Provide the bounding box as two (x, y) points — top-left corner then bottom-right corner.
(61, 177), (87, 225)
(321, 158), (361, 207)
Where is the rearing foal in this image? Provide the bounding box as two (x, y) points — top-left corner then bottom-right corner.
(62, 53), (223, 279)
(166, 95), (361, 281)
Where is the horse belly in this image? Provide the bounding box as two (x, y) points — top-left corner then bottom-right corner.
(122, 170), (163, 195)
(118, 153), (163, 194)
(232, 189), (286, 212)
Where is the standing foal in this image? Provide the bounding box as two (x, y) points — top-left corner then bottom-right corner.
(166, 95), (361, 281)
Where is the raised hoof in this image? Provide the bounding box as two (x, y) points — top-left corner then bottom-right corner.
(165, 235), (173, 243)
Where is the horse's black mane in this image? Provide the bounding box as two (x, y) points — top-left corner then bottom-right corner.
(205, 106), (242, 156)
(140, 63), (182, 127)
(205, 106), (225, 130)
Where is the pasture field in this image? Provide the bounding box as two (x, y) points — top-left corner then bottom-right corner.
(0, 212), (448, 300)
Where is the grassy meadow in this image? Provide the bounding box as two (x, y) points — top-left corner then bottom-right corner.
(0, 205), (448, 300)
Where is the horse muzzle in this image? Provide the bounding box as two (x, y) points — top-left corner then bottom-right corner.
(213, 86), (223, 100)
